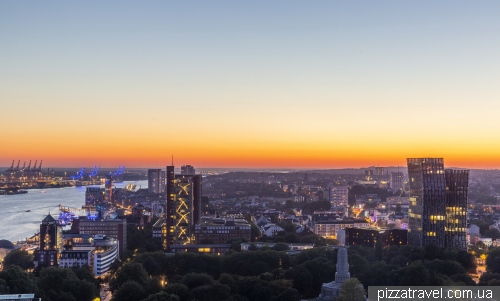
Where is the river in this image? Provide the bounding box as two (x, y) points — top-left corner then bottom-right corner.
(0, 180), (148, 242)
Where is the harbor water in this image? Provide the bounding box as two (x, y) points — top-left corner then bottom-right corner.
(0, 180), (148, 242)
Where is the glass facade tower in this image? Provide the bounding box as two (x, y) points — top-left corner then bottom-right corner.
(407, 158), (468, 249)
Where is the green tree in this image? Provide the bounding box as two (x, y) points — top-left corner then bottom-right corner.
(2, 249), (34, 270)
(109, 262), (150, 293)
(142, 256), (161, 276)
(180, 273), (214, 290)
(375, 240), (383, 261)
(111, 281), (147, 301)
(282, 265), (313, 296)
(251, 224), (261, 242)
(284, 233), (299, 243)
(218, 273), (236, 293)
(272, 243), (290, 251)
(337, 278), (366, 301)
(275, 288), (300, 301)
(398, 261), (430, 286)
(485, 228), (500, 240)
(281, 222), (296, 233)
(0, 265), (37, 295)
(302, 258), (335, 294)
(37, 267), (98, 301)
(190, 283), (231, 301)
(163, 283), (189, 301)
(71, 265), (100, 290)
(486, 247), (500, 273)
(455, 250), (477, 273)
(140, 292), (179, 301)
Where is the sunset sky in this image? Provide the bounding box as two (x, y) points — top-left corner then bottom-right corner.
(1, 1), (500, 169)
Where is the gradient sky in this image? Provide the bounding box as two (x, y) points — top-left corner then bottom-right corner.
(1, 1), (500, 169)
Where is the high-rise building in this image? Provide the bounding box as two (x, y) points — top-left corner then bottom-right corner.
(375, 167), (385, 176)
(181, 165), (196, 175)
(34, 214), (63, 267)
(390, 172), (404, 191)
(148, 169), (165, 194)
(407, 158), (468, 249)
(86, 187), (103, 206)
(163, 165), (202, 249)
(324, 186), (349, 209)
(105, 175), (113, 201)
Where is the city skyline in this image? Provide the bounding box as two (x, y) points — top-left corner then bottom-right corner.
(2, 1), (500, 168)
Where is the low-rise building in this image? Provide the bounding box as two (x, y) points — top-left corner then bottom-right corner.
(78, 218), (127, 252)
(240, 242), (314, 251)
(194, 219), (252, 244)
(313, 220), (369, 239)
(355, 195), (381, 207)
(59, 235), (119, 277)
(170, 244), (230, 255)
(59, 248), (94, 270)
(345, 227), (407, 247)
(93, 235), (120, 277)
(260, 223), (284, 236)
(152, 218), (166, 239)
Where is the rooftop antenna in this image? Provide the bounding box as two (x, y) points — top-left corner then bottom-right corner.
(172, 155), (173, 166)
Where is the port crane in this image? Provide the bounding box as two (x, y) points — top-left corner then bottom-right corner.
(85, 165), (100, 178)
(4, 160), (43, 178)
(14, 161), (20, 173)
(5, 161), (14, 173)
(70, 167), (85, 180)
(108, 166), (125, 176)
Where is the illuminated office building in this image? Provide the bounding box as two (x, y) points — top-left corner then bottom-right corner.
(407, 158), (468, 249)
(163, 165), (202, 249)
(148, 169), (165, 194)
(390, 172), (404, 191)
(105, 175), (113, 201)
(181, 165), (196, 175)
(375, 167), (384, 176)
(86, 187), (103, 206)
(324, 185), (348, 209)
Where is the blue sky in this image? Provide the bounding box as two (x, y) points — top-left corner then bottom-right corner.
(1, 1), (500, 168)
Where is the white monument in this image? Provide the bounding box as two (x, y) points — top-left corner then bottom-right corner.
(317, 246), (351, 301)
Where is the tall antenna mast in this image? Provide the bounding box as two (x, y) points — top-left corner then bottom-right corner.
(172, 155), (173, 166)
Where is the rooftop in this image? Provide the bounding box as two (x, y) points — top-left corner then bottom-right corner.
(315, 220), (369, 225)
(170, 244), (231, 249)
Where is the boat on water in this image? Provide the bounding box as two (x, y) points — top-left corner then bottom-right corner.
(41, 191), (46, 193)
(25, 210), (31, 212)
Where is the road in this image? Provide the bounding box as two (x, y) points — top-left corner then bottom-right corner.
(470, 263), (486, 283)
(100, 284), (112, 301)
